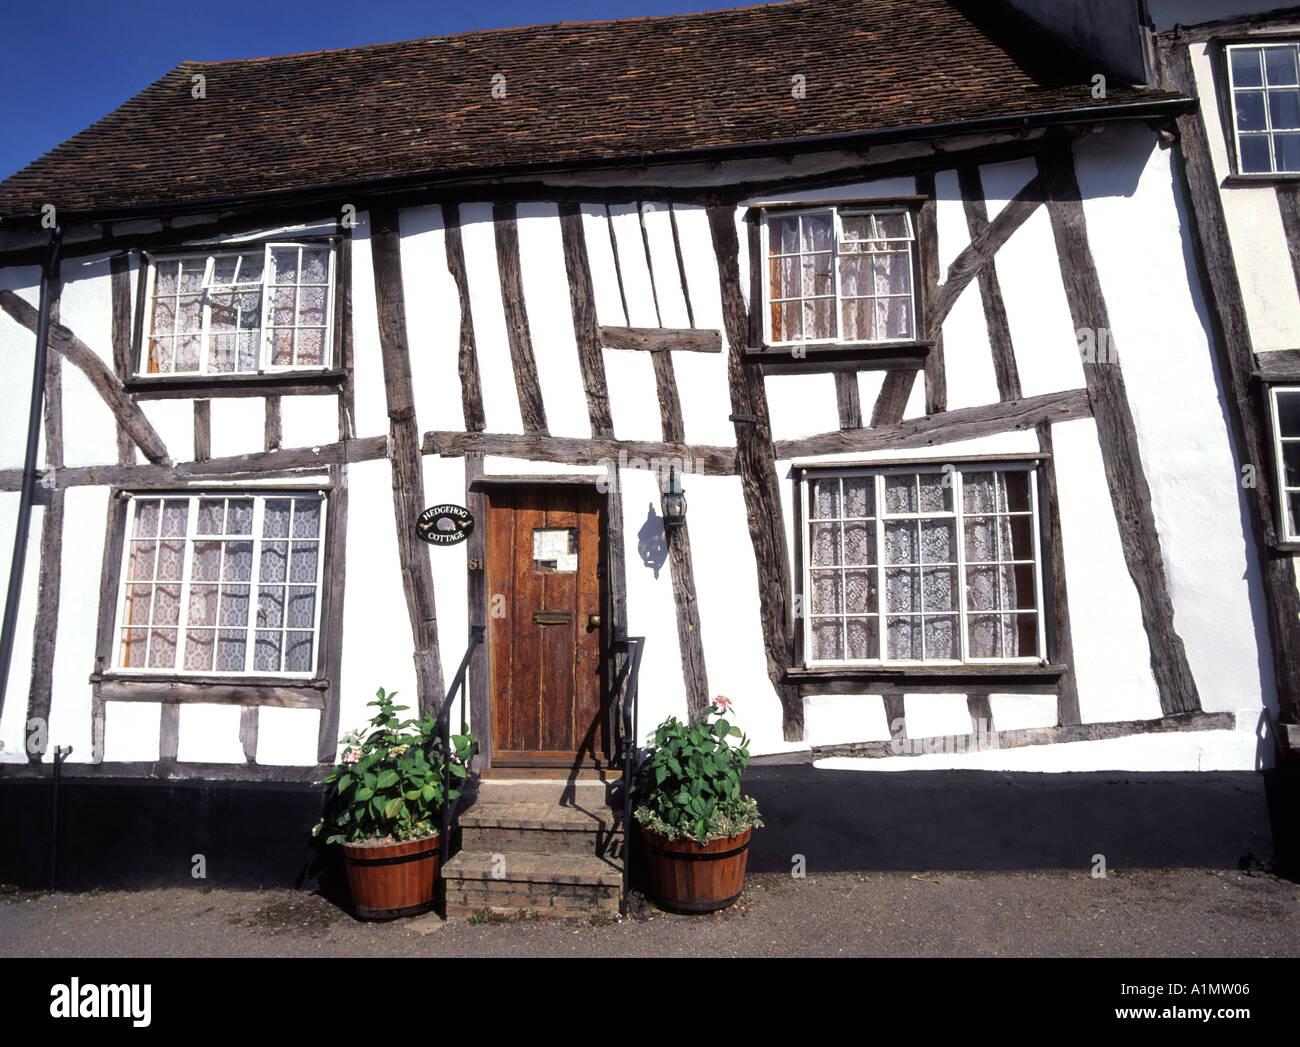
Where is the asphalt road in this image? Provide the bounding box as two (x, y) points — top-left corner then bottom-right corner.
(1, 867), (1297, 958)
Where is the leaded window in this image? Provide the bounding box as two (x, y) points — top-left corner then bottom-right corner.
(141, 242), (334, 376)
(801, 464), (1045, 666)
(764, 207), (916, 345)
(1227, 42), (1300, 174)
(113, 492), (326, 675)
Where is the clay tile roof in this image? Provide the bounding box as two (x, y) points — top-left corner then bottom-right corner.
(0, 0), (1182, 219)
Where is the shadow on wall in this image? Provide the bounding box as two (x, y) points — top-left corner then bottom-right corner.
(636, 504), (668, 579)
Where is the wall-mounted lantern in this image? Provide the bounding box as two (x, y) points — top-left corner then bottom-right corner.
(662, 466), (687, 546)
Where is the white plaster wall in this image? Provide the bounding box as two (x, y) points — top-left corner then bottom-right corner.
(580, 203), (627, 326)
(176, 704), (243, 763)
(0, 494), (41, 761)
(684, 472), (792, 754)
(256, 707), (321, 766)
(280, 396), (339, 450)
(607, 204), (661, 328)
(989, 693), (1059, 731)
(619, 467), (687, 745)
(45, 486), (108, 763)
(56, 254), (120, 468)
(422, 454), (472, 729)
(208, 398), (265, 460)
(856, 370), (885, 416)
(904, 693), (970, 738)
(0, 269), (41, 470)
(139, 400), (194, 463)
(337, 457), (419, 749)
(802, 694), (892, 746)
(515, 202), (592, 440)
(934, 170), (1001, 410)
(764, 373), (838, 441)
(816, 725), (1258, 772)
(987, 172), (1086, 399)
(980, 158), (1038, 222)
(640, 202), (691, 327)
(1075, 126), (1277, 718)
(671, 203), (736, 448)
(398, 205), (465, 435)
(1191, 42), (1300, 351)
(349, 211), (390, 441)
(748, 176), (917, 206)
(459, 203), (526, 436)
(102, 702), (160, 763)
(1051, 416), (1164, 723)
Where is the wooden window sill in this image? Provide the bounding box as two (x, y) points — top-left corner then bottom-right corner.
(744, 341), (932, 375)
(125, 369), (346, 399)
(786, 665), (1066, 693)
(91, 673), (327, 709)
(1222, 174), (1300, 187)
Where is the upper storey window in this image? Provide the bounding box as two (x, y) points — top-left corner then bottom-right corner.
(1227, 43), (1300, 174)
(762, 207), (917, 347)
(140, 242), (335, 376)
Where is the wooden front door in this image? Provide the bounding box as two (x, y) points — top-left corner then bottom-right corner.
(485, 485), (607, 766)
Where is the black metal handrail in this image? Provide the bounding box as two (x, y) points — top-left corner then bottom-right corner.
(612, 630), (645, 917)
(438, 624), (485, 868)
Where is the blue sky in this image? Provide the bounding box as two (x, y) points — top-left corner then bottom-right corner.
(1, 0), (730, 181)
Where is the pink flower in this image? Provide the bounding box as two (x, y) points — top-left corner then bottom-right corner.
(713, 696), (734, 714)
(342, 748), (360, 764)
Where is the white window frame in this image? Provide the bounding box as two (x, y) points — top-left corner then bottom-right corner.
(1270, 385), (1300, 540)
(109, 489), (329, 678)
(138, 240), (336, 378)
(799, 462), (1047, 669)
(761, 205), (918, 348)
(1225, 41), (1300, 175)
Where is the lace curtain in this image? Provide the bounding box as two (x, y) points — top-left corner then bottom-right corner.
(806, 470), (1036, 663)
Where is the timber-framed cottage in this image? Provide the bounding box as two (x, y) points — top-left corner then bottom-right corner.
(0, 0), (1292, 902)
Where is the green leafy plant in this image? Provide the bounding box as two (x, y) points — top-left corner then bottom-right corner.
(313, 687), (476, 845)
(633, 696), (763, 844)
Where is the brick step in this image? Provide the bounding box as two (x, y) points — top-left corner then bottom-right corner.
(474, 777), (622, 807)
(460, 802), (623, 857)
(442, 850), (621, 919)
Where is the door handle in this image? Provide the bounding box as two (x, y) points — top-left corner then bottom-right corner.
(587, 613), (601, 629)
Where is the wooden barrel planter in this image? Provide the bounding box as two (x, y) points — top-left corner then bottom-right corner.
(640, 826), (752, 913)
(340, 834), (441, 919)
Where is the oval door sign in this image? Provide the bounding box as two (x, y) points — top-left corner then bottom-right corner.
(417, 504), (475, 546)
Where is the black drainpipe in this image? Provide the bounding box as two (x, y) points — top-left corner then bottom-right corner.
(0, 225), (62, 722)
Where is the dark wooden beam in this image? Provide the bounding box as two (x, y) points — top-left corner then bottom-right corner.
(1037, 138), (1200, 717)
(834, 372), (862, 429)
(440, 203), (487, 433)
(710, 206), (802, 741)
(958, 165), (1024, 402)
(159, 704), (180, 761)
(240, 706), (259, 764)
(669, 205), (697, 328)
(966, 692), (994, 734)
(637, 201), (664, 326)
(108, 255), (136, 465)
(1036, 424), (1080, 726)
(812, 711), (1234, 759)
(779, 388), (1091, 459)
(651, 352), (686, 443)
(604, 205), (631, 325)
(928, 177), (1044, 336)
(599, 326), (722, 353)
(0, 435), (389, 492)
(316, 462), (349, 763)
(917, 172), (947, 413)
(869, 369), (918, 427)
(1253, 348), (1300, 381)
(426, 430), (737, 476)
(264, 395), (281, 452)
(1166, 43), (1300, 726)
(668, 525), (711, 724)
(193, 400), (211, 463)
(464, 452), (491, 771)
(27, 295), (63, 763)
(96, 677), (327, 708)
(0, 289), (171, 466)
(124, 370), (346, 400)
(557, 203), (614, 438)
(371, 206), (446, 719)
(492, 203), (548, 435)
